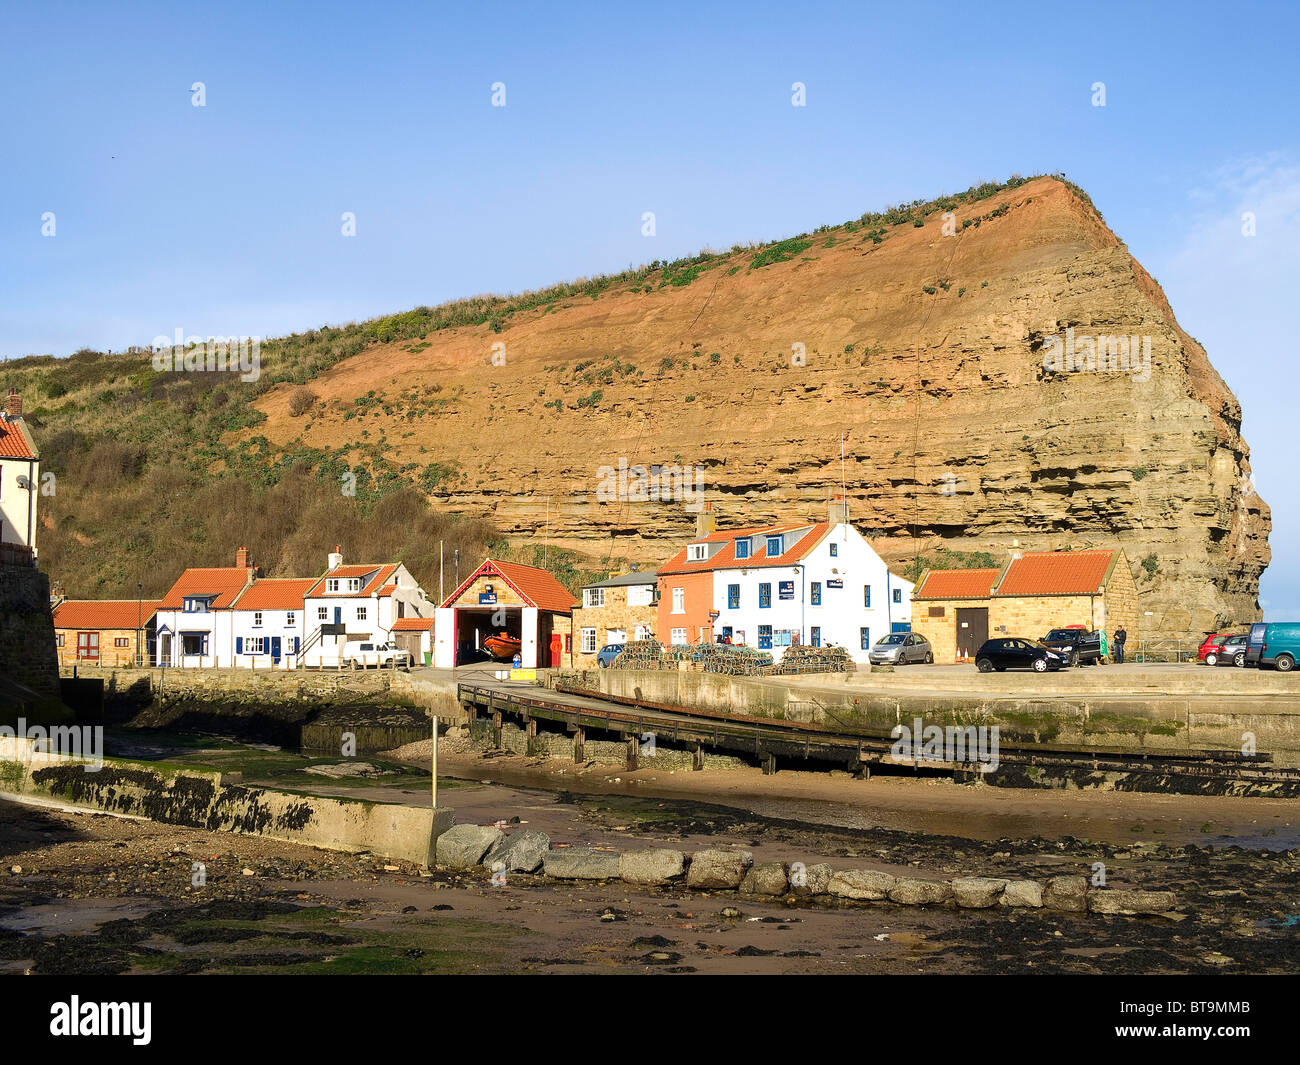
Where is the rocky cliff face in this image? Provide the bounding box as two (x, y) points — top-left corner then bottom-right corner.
(252, 176), (1269, 640)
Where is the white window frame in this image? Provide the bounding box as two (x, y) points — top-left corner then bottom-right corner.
(687, 543), (707, 561)
(581, 628), (598, 654)
(670, 627), (688, 646)
(584, 587), (605, 609)
(317, 607), (328, 621)
(672, 587), (685, 614)
(357, 606), (368, 621)
(286, 611), (296, 626)
(253, 611), (263, 627)
(627, 585), (653, 607)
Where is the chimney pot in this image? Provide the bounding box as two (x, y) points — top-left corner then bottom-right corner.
(4, 389), (20, 418)
(235, 546), (249, 569)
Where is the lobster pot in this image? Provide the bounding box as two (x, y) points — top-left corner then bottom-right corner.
(771, 644), (856, 675)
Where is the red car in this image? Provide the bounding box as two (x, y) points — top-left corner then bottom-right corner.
(1197, 633), (1240, 665)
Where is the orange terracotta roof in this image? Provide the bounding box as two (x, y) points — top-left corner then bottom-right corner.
(305, 564), (399, 598)
(391, 617), (435, 631)
(233, 578), (318, 611)
(658, 523), (829, 576)
(995, 550), (1116, 597)
(443, 559), (577, 613)
(0, 416), (37, 460)
(158, 567), (253, 609)
(914, 568), (1000, 600)
(53, 600), (159, 629)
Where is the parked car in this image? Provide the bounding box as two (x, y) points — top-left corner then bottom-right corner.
(1245, 622), (1300, 672)
(1041, 627), (1103, 666)
(975, 638), (1071, 673)
(1205, 634), (1248, 667)
(1197, 632), (1238, 664)
(868, 632), (933, 665)
(342, 640), (413, 670)
(596, 644), (624, 668)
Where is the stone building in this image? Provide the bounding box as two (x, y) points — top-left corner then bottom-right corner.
(913, 548), (1140, 664)
(571, 569), (658, 667)
(53, 599), (159, 667)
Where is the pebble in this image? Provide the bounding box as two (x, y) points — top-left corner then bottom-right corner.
(9, 865), (21, 875)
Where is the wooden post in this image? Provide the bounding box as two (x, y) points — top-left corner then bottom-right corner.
(492, 711), (502, 748)
(574, 728), (585, 763)
(526, 718), (538, 756)
(625, 736), (638, 770)
(431, 715), (438, 810)
(693, 745), (705, 771)
(762, 752), (776, 776)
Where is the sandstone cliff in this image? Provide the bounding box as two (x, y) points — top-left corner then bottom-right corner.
(251, 176), (1270, 640)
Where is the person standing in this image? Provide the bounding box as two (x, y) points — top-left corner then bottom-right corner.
(1114, 625), (1127, 665)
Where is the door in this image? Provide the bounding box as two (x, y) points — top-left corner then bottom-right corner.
(549, 634), (562, 667)
(76, 632), (99, 660)
(271, 637), (282, 664)
(810, 626), (820, 648)
(956, 608), (988, 660)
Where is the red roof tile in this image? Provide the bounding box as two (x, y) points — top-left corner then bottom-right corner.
(158, 567), (253, 609)
(658, 523), (830, 576)
(305, 564), (399, 598)
(53, 600), (159, 630)
(443, 559), (577, 613)
(233, 578), (318, 611)
(0, 416), (37, 460)
(391, 617), (435, 631)
(996, 550), (1116, 597)
(914, 568), (1001, 600)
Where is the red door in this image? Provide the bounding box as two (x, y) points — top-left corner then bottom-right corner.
(77, 632), (99, 660)
(549, 634), (563, 667)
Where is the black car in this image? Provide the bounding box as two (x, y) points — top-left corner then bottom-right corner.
(975, 638), (1071, 673)
(1207, 633), (1248, 667)
(1041, 628), (1103, 666)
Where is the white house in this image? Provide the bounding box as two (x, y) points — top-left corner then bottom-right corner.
(153, 548), (257, 667)
(300, 547), (435, 668)
(0, 389), (39, 561)
(229, 577), (317, 669)
(656, 500), (913, 664)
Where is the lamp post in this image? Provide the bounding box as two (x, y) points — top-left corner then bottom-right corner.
(136, 582), (143, 667)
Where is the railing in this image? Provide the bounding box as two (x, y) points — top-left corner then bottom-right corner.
(1132, 639), (1200, 664)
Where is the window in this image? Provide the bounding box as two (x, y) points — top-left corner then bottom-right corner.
(893, 588), (902, 604)
(317, 607), (328, 621)
(327, 579), (340, 593)
(758, 625), (773, 649)
(182, 596), (211, 613)
(581, 628), (598, 654)
(928, 606), (945, 617)
(286, 611), (296, 626)
(181, 633), (207, 656)
(829, 543), (838, 557)
(253, 611), (263, 627)
(56, 633), (64, 647)
(672, 587), (685, 614)
(864, 585), (872, 608)
(76, 632), (100, 659)
(247, 637), (265, 654)
(758, 583), (771, 609)
(766, 534), (783, 556)
(810, 582), (821, 605)
(728, 584), (740, 609)
(687, 543), (707, 561)
(670, 627), (687, 646)
(584, 587), (606, 608)
(811, 626), (821, 647)
(734, 538), (751, 560)
(326, 577), (361, 594)
(627, 585), (653, 607)
(114, 637), (129, 647)
(356, 606), (368, 621)
(860, 627), (871, 650)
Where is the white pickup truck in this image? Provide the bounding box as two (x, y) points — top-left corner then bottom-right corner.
(341, 640), (413, 670)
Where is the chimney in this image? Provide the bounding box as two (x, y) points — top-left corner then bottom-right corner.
(328, 544), (343, 570)
(235, 546), (249, 570)
(695, 501), (716, 538)
(4, 389), (20, 419)
(828, 493), (849, 525)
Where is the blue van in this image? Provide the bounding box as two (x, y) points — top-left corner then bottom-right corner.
(1245, 622), (1300, 671)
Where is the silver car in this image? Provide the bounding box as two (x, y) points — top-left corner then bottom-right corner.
(869, 632), (933, 665)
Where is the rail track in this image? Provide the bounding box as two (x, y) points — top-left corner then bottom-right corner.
(456, 680), (1300, 790)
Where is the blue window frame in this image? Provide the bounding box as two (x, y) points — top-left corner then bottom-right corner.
(734, 538), (751, 560)
(727, 583), (740, 609)
(810, 581), (821, 605)
(811, 626), (821, 647)
(893, 588), (902, 604)
(758, 625), (773, 650)
(860, 627), (871, 650)
(829, 543), (838, 557)
(758, 583), (772, 609)
(864, 585), (871, 608)
(766, 534), (783, 556)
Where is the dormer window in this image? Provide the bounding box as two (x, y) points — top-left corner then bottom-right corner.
(766, 534), (783, 556)
(734, 538), (751, 560)
(326, 578), (361, 594)
(182, 596), (213, 613)
(687, 543), (707, 562)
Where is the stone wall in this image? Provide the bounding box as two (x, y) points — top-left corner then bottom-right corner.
(571, 587), (657, 667)
(0, 561), (61, 710)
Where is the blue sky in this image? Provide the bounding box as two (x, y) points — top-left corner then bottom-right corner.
(1, 0), (1297, 615)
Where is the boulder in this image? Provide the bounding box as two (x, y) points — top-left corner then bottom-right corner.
(828, 869), (896, 900)
(619, 848), (686, 885)
(542, 847), (621, 880)
(739, 861), (789, 896)
(950, 876), (1009, 909)
(1043, 875), (1088, 912)
(1000, 880), (1044, 908)
(1088, 889), (1177, 915)
(483, 830), (550, 874)
(685, 849), (753, 890)
(888, 877), (952, 906)
(790, 862), (833, 896)
(435, 824), (503, 870)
